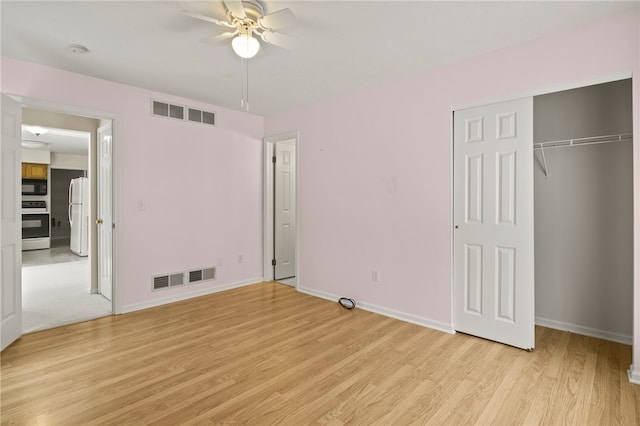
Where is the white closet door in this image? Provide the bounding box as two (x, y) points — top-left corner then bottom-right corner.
(453, 97), (535, 350)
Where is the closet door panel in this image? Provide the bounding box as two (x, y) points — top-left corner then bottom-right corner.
(454, 97), (534, 351)
(496, 151), (516, 226)
(465, 154), (484, 224)
(495, 246), (516, 323)
(464, 243), (483, 315)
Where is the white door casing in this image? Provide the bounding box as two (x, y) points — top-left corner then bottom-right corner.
(1, 94), (23, 350)
(274, 141), (296, 280)
(453, 97), (535, 350)
(98, 124), (113, 301)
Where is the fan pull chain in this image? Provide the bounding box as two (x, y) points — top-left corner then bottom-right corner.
(245, 54), (250, 112)
(239, 44), (250, 112)
(240, 57), (245, 110)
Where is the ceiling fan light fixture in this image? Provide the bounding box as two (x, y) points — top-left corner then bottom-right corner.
(24, 125), (49, 136)
(232, 34), (260, 59)
(21, 140), (48, 149)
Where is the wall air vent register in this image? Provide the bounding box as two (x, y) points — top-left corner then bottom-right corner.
(153, 267), (217, 291)
(152, 100), (215, 126)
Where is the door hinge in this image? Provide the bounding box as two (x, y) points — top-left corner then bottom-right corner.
(272, 259), (276, 266)
(272, 156), (276, 163)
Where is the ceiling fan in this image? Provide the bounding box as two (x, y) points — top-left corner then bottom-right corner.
(184, 0), (296, 59)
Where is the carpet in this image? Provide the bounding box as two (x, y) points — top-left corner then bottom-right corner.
(22, 260), (112, 333)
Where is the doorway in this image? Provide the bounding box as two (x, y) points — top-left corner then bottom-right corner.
(264, 132), (299, 287)
(2, 94), (119, 350)
(452, 78), (634, 350)
(533, 79), (633, 344)
(19, 108), (114, 333)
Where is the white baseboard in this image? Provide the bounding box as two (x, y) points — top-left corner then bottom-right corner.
(535, 316), (632, 345)
(628, 366), (640, 385)
(297, 286), (455, 335)
(122, 277), (263, 314)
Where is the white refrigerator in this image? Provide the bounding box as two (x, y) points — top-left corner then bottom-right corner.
(68, 177), (89, 257)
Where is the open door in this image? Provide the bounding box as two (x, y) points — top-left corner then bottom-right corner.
(1, 94), (23, 350)
(453, 97), (535, 350)
(97, 124), (112, 301)
(274, 140), (296, 281)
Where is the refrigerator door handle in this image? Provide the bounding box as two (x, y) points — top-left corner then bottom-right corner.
(68, 179), (74, 204)
(68, 179), (74, 225)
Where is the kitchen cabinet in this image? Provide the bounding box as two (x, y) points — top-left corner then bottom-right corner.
(22, 163), (48, 179)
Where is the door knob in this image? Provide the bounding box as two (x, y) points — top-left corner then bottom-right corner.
(96, 219), (103, 225)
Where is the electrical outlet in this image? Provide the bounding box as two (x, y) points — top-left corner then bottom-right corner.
(238, 254), (243, 264)
(217, 258), (224, 267)
(372, 270), (380, 282)
(137, 200), (145, 211)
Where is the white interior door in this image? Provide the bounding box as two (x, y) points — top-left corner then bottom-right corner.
(1, 94), (23, 350)
(97, 124), (112, 301)
(453, 97), (535, 350)
(274, 141), (296, 280)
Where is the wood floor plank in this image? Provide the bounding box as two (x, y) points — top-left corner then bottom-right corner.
(2, 282), (639, 425)
(470, 353), (531, 425)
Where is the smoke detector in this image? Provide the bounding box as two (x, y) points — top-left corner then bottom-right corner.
(67, 44), (90, 55)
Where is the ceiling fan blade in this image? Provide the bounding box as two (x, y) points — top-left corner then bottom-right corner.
(183, 10), (234, 28)
(261, 31), (297, 50)
(258, 8), (296, 30)
(199, 31), (237, 44)
(223, 0), (246, 19)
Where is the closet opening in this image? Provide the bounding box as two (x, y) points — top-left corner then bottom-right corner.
(533, 78), (633, 345)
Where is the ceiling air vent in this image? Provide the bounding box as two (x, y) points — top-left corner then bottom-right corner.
(153, 272), (185, 290)
(188, 108), (216, 126)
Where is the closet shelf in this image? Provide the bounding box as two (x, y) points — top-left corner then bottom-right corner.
(534, 133), (632, 150)
(534, 133), (633, 179)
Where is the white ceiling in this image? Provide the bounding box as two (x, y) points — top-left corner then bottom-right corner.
(2, 1), (638, 116)
(21, 126), (90, 155)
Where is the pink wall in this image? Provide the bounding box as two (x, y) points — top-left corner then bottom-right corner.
(265, 11), (640, 373)
(1, 57), (265, 310)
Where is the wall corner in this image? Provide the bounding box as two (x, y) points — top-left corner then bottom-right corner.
(628, 365), (640, 385)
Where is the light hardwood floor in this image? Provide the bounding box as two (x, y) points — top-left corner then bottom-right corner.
(1, 282), (639, 425)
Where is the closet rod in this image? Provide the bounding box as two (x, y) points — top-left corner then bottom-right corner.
(533, 133), (632, 150)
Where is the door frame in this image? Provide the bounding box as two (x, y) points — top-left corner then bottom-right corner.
(450, 71), (637, 381)
(263, 131), (299, 285)
(9, 94), (122, 315)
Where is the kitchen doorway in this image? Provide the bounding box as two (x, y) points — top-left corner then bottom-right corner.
(20, 107), (114, 333)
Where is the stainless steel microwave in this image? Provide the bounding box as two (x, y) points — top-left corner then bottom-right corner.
(22, 179), (48, 195)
